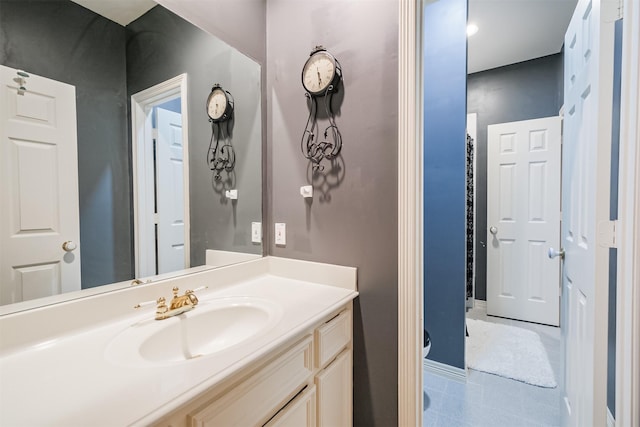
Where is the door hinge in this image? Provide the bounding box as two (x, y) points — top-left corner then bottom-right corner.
(152, 128), (158, 140)
(597, 220), (618, 248)
(617, 0), (623, 19)
(153, 213), (159, 224)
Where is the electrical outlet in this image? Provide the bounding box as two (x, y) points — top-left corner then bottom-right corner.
(300, 185), (313, 198)
(275, 223), (286, 246)
(251, 222), (262, 243)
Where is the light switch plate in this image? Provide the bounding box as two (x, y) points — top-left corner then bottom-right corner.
(275, 223), (286, 246)
(251, 222), (262, 243)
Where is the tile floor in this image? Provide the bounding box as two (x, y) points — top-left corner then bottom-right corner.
(423, 305), (562, 427)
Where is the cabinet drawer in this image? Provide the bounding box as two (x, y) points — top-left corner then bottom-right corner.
(264, 385), (316, 427)
(189, 336), (313, 427)
(315, 309), (351, 368)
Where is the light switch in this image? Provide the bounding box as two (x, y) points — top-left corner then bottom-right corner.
(275, 223), (286, 246)
(251, 222), (262, 243)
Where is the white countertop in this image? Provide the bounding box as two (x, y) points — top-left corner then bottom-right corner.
(0, 257), (358, 426)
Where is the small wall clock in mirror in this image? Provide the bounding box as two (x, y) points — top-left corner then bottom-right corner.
(300, 46), (343, 171)
(206, 83), (235, 180)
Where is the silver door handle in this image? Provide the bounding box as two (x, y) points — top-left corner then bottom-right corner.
(62, 241), (77, 252)
(489, 226), (498, 235)
(548, 247), (564, 260)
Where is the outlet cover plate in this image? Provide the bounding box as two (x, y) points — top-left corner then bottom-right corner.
(251, 222), (262, 243)
(275, 223), (286, 245)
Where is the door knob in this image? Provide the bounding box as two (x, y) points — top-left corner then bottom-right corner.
(489, 226), (498, 235)
(62, 241), (77, 252)
(548, 247), (565, 260)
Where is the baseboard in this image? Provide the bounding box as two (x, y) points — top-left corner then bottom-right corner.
(474, 299), (487, 309)
(424, 358), (467, 383)
(607, 408), (615, 427)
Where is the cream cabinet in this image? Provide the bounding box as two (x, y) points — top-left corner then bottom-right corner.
(152, 304), (353, 427)
(264, 385), (317, 427)
(316, 349), (352, 427)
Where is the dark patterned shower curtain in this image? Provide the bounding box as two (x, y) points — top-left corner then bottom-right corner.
(466, 133), (474, 309)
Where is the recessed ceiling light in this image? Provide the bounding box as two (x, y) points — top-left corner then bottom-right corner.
(467, 23), (479, 37)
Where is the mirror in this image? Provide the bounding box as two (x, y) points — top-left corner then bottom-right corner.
(0, 0), (263, 313)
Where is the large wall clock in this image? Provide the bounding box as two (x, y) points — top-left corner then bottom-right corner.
(206, 84), (235, 180)
(300, 46), (343, 171)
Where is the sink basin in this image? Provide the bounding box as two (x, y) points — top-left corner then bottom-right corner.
(105, 296), (283, 366)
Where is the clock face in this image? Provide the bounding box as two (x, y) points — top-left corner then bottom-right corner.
(207, 88), (228, 120)
(302, 51), (336, 95)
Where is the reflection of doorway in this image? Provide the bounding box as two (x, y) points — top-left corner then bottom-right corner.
(131, 74), (190, 278)
(0, 65), (81, 304)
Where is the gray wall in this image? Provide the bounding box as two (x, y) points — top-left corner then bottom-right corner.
(467, 53), (564, 300)
(155, 0), (266, 65)
(0, 0), (131, 288)
(423, 0), (468, 370)
(266, 1), (398, 425)
(126, 6), (263, 265)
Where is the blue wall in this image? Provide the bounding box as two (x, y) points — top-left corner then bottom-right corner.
(423, 0), (468, 369)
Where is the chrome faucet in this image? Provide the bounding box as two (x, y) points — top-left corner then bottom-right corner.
(134, 286), (207, 320)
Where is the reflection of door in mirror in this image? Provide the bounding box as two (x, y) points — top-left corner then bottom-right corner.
(132, 75), (190, 279)
(156, 105), (187, 275)
(0, 65), (81, 305)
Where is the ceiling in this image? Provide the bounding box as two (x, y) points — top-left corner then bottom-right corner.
(69, 0), (576, 72)
(468, 0), (578, 74)
(70, 0), (156, 26)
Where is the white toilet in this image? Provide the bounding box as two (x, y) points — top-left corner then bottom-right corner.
(423, 329), (431, 358)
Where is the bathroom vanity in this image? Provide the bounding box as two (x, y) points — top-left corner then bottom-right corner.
(0, 257), (357, 426)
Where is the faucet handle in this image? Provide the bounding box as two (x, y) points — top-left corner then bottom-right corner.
(134, 297), (165, 310)
(133, 299), (156, 309)
(183, 286), (208, 306)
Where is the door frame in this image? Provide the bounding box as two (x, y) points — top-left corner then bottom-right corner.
(615, 0), (640, 424)
(131, 74), (190, 279)
(398, 0), (424, 424)
(397, 0), (640, 425)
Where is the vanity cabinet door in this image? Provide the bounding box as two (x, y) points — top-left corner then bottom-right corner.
(315, 349), (352, 427)
(265, 385), (316, 427)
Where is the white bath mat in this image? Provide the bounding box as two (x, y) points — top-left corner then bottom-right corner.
(466, 318), (557, 388)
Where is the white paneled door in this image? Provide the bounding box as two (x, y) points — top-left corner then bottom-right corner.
(487, 117), (561, 326)
(0, 65), (80, 305)
(561, 0), (616, 425)
(156, 107), (186, 274)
